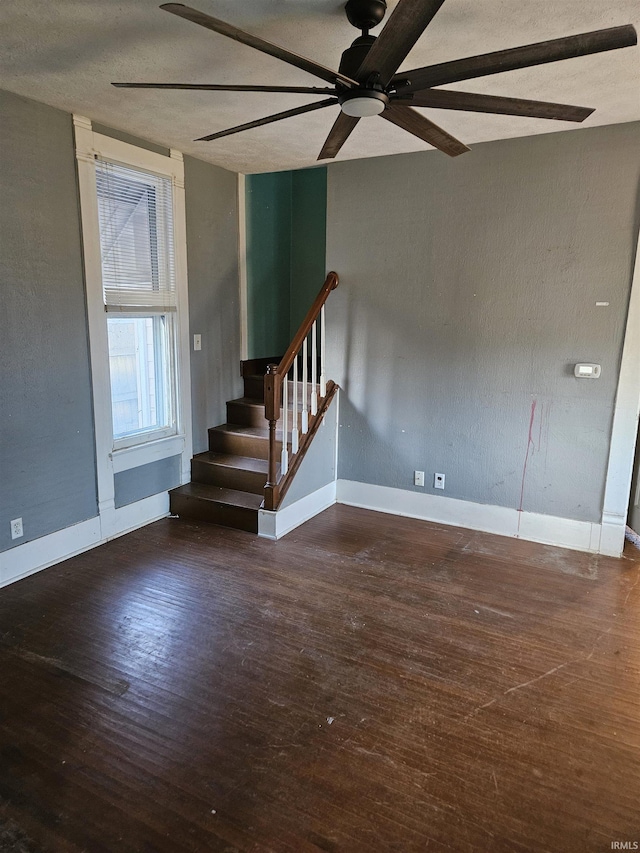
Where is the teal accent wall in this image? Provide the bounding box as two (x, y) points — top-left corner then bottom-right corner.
(246, 171), (293, 358)
(245, 167), (327, 359)
(290, 168), (328, 335)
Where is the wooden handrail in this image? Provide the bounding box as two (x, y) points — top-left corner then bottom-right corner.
(276, 271), (338, 378)
(263, 271), (339, 511)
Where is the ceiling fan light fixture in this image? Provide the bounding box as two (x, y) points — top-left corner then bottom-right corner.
(339, 88), (388, 117)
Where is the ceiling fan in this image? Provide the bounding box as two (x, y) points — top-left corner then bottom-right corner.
(113, 0), (637, 159)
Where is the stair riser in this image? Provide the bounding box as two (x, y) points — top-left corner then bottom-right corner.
(242, 375), (318, 404)
(227, 400), (311, 429)
(241, 357), (282, 379)
(243, 376), (264, 401)
(169, 492), (258, 534)
(191, 459), (266, 495)
(227, 400), (268, 428)
(209, 429), (281, 459)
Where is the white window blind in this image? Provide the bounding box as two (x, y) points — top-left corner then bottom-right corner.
(95, 159), (176, 311)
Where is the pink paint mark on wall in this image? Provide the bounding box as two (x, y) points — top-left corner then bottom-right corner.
(537, 402), (544, 452)
(518, 400), (537, 529)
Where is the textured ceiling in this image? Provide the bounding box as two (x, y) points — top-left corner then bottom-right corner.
(1, 0), (639, 173)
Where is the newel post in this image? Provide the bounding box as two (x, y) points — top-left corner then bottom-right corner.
(264, 363), (281, 511)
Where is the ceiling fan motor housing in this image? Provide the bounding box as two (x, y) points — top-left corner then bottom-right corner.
(339, 35), (377, 80)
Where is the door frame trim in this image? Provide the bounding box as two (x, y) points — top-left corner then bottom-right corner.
(601, 224), (640, 554)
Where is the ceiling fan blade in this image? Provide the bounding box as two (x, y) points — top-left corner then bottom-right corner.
(196, 98), (338, 141)
(381, 104), (469, 156)
(392, 24), (637, 90)
(112, 83), (336, 94)
(396, 89), (594, 122)
(356, 0), (447, 87)
(317, 112), (360, 160)
(160, 4), (357, 87)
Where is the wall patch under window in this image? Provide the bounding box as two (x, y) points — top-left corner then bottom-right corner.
(595, 302), (610, 307)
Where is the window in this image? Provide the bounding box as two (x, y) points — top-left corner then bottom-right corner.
(95, 159), (178, 447)
(75, 118), (191, 530)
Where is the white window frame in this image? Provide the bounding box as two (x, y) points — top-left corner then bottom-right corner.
(74, 116), (192, 534)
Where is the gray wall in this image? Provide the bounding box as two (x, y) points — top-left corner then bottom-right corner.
(326, 122), (640, 524)
(0, 91), (98, 552)
(1, 89), (242, 554)
(184, 156), (242, 453)
(114, 456), (181, 509)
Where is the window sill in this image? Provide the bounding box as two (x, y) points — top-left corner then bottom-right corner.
(110, 434), (186, 474)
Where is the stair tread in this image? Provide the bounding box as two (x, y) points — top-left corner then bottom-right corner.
(210, 423), (272, 439)
(211, 422), (303, 437)
(210, 423), (269, 437)
(172, 482), (263, 510)
(193, 451), (268, 474)
(228, 396), (266, 408)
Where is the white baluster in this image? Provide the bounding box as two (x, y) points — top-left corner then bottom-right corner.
(311, 320), (318, 416)
(301, 337), (309, 434)
(291, 355), (299, 454)
(320, 304), (326, 398)
(280, 367), (289, 475)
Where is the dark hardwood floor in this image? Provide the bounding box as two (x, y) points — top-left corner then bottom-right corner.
(1, 506), (639, 852)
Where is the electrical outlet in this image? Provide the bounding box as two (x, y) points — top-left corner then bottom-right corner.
(10, 517), (23, 539)
(414, 470), (425, 487)
(434, 473), (445, 490)
(193, 334), (202, 351)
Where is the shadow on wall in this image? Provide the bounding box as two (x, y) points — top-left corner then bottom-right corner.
(185, 156), (242, 454)
(190, 259), (242, 454)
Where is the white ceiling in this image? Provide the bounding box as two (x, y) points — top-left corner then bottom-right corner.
(1, 0), (639, 173)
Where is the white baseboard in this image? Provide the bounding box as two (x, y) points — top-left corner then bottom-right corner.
(1, 476), (621, 590)
(336, 480), (611, 555)
(0, 493), (170, 590)
(258, 481), (336, 540)
(102, 492), (169, 541)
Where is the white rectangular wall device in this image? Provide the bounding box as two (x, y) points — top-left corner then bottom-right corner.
(574, 363), (601, 379)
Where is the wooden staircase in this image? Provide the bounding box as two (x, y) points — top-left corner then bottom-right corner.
(169, 357), (282, 534)
(171, 272), (340, 535)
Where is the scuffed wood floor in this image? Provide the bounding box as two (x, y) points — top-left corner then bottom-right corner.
(0, 505), (639, 852)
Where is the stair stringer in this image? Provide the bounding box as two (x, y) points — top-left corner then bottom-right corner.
(258, 389), (339, 540)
